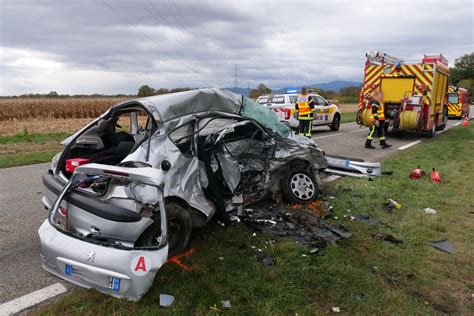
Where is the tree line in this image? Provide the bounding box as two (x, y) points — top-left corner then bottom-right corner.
(249, 83), (361, 103)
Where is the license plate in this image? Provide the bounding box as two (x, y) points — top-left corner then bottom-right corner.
(65, 264), (72, 276)
(110, 277), (120, 291)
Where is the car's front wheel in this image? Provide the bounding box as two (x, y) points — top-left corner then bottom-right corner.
(136, 202), (192, 256)
(281, 169), (318, 204)
(330, 113), (341, 131)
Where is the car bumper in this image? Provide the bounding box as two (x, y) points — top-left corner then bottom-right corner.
(38, 220), (168, 300)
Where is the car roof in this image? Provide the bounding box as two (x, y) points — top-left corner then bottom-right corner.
(117, 88), (243, 123)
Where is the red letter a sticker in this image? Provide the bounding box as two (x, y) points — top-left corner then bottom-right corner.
(134, 256), (147, 272)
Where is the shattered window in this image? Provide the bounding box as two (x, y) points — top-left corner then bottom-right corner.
(240, 97), (291, 137)
(169, 122), (194, 156)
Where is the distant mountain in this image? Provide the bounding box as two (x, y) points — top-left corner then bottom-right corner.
(275, 81), (362, 93)
(222, 87), (252, 96)
(224, 81), (361, 96)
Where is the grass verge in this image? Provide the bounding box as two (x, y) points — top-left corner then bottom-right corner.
(0, 131), (68, 168)
(340, 111), (357, 124)
(33, 125), (474, 315)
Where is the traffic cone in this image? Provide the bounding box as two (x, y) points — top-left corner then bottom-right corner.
(430, 168), (442, 183)
(462, 115), (469, 126)
(409, 166), (425, 179)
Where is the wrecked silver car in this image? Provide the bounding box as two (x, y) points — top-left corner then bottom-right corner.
(39, 88), (328, 300)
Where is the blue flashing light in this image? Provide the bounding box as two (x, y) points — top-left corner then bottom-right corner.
(286, 89), (298, 94)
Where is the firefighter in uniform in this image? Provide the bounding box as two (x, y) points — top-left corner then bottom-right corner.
(365, 90), (392, 149)
(295, 87), (315, 138)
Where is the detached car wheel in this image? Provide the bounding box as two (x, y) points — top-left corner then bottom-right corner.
(281, 169), (318, 204)
(330, 113), (340, 131)
(137, 202), (192, 256)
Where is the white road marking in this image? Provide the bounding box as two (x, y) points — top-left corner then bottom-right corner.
(313, 133), (342, 139)
(436, 130), (447, 134)
(0, 283), (67, 315)
(398, 140), (422, 150)
(350, 129), (367, 133)
(454, 122), (461, 126)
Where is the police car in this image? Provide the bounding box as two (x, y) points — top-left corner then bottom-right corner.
(256, 91), (341, 131)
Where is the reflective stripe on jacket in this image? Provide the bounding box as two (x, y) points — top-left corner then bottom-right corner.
(369, 101), (385, 121)
(296, 95), (312, 115)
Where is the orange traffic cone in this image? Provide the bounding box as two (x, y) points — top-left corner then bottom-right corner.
(462, 115), (469, 126)
(430, 168), (442, 183)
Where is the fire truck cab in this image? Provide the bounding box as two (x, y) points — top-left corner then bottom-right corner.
(357, 52), (449, 138)
(447, 86), (470, 119)
(256, 91), (341, 131)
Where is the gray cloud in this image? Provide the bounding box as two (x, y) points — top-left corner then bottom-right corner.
(0, 0), (472, 95)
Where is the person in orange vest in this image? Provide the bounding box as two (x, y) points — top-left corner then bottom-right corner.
(365, 90), (392, 149)
(294, 87), (315, 137)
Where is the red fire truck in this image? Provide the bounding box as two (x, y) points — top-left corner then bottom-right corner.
(357, 52), (449, 137)
(447, 86), (470, 119)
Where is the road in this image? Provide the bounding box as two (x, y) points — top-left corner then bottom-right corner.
(311, 118), (461, 161)
(0, 106), (472, 310)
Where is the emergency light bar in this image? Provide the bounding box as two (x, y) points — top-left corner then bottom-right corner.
(286, 89), (298, 94)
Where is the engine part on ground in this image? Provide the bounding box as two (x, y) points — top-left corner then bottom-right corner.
(399, 110), (419, 130)
(409, 166), (425, 179)
(430, 168), (442, 183)
(237, 203), (351, 248)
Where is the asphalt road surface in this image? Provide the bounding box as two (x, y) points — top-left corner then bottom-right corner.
(0, 106), (472, 307)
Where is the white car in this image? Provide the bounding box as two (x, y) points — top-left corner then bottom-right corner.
(256, 93), (341, 131)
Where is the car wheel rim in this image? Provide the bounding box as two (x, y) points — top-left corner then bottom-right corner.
(290, 173), (315, 201)
(335, 116), (340, 127)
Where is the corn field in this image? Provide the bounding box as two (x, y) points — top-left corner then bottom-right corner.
(0, 97), (130, 121)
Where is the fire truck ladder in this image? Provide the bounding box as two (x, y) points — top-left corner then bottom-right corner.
(366, 51), (404, 65)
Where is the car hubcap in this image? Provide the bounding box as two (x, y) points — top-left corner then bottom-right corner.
(290, 173), (315, 201)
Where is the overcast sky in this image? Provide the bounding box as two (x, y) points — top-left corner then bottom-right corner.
(0, 0), (472, 95)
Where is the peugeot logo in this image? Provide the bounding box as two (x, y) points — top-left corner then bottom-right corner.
(87, 250), (95, 263)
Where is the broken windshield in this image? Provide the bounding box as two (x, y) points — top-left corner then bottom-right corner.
(240, 97), (291, 137)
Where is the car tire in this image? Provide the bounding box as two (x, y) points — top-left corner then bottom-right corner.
(136, 202), (192, 256)
(330, 113), (340, 131)
(281, 169), (318, 204)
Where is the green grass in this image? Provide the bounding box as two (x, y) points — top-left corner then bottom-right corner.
(0, 150), (59, 168)
(0, 131), (70, 145)
(340, 111), (357, 124)
(33, 125), (474, 315)
(0, 131), (68, 168)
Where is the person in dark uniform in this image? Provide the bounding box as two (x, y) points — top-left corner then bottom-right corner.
(365, 90), (392, 149)
(294, 87), (315, 137)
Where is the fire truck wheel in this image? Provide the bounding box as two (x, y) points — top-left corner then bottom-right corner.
(356, 110), (362, 125)
(426, 115), (437, 138)
(436, 109), (448, 131)
(330, 114), (340, 131)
